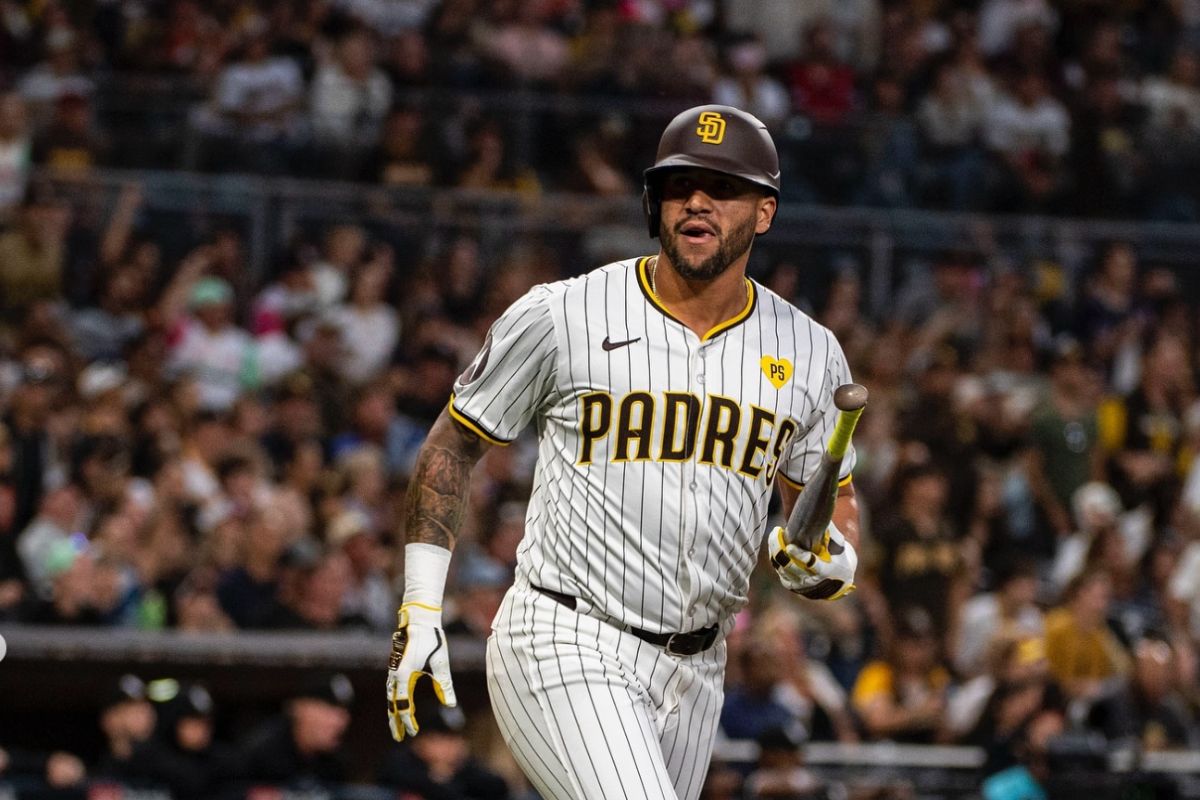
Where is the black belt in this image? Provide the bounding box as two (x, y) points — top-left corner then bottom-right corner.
(531, 585), (719, 657)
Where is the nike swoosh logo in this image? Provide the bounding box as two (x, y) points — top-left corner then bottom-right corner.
(602, 336), (641, 351)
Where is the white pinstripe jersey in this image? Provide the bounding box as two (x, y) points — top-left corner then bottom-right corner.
(450, 256), (854, 634)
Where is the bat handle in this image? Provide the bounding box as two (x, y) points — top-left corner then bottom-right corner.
(827, 384), (868, 461)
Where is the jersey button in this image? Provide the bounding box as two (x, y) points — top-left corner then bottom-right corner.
(689, 481), (697, 490)
(697, 374), (705, 384)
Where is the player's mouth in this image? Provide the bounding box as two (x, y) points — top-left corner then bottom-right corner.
(678, 220), (718, 244)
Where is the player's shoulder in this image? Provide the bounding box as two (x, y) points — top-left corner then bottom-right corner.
(752, 281), (841, 346)
(534, 256), (648, 297)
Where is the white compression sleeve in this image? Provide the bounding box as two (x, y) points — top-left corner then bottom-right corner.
(402, 543), (452, 619)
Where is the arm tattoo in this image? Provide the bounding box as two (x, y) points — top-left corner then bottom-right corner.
(403, 412), (489, 550)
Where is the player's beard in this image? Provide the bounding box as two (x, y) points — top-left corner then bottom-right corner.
(659, 212), (758, 282)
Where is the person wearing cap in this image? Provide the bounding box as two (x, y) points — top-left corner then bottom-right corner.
(215, 509), (290, 628)
(95, 674), (159, 784)
(16, 484), (83, 600)
(18, 532), (106, 625)
(443, 551), (511, 640)
(326, 508), (394, 631)
(1025, 334), (1102, 543)
(168, 274), (259, 413)
(234, 673), (354, 789)
(377, 691), (511, 800)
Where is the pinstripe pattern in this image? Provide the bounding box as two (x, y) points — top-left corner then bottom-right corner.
(454, 256), (852, 798)
(488, 582), (724, 800)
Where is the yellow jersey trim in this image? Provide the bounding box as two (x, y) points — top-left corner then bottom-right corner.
(447, 395), (511, 446)
(778, 472), (854, 491)
(637, 256), (757, 342)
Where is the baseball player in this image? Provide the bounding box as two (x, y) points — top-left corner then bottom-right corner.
(387, 105), (861, 800)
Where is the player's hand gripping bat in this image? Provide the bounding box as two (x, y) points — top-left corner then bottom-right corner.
(769, 383), (868, 600)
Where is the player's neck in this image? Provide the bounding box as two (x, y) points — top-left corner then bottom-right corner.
(650, 252), (752, 338)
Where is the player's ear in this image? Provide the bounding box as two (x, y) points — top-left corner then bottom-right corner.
(756, 196), (777, 235)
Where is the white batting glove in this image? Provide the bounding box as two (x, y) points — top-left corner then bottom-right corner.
(769, 521), (858, 601)
(386, 602), (457, 741)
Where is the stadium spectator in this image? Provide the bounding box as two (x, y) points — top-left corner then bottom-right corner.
(947, 629), (1058, 745)
(173, 568), (235, 632)
(742, 725), (826, 800)
(19, 534), (106, 625)
(917, 58), (988, 209)
(444, 552), (509, 641)
(167, 273), (260, 413)
(784, 20), (858, 126)
(851, 608), (952, 743)
(33, 91), (107, 172)
(0, 182), (70, 319)
(329, 246), (399, 385)
(362, 105), (437, 187)
(754, 605), (859, 743)
(1049, 482), (1127, 598)
(16, 486), (83, 599)
(712, 35), (790, 129)
(720, 639), (806, 745)
(866, 463), (967, 639)
(17, 28), (94, 128)
(216, 510), (290, 629)
(454, 117), (541, 194)
(476, 0), (570, 86)
(94, 675), (159, 785)
(1043, 570), (1131, 702)
(70, 265), (148, 361)
(1087, 635), (1200, 750)
(1024, 336), (1102, 540)
(0, 745), (86, 792)
(954, 556), (1044, 679)
(984, 72), (1070, 210)
(1069, 71), (1146, 217)
(188, 20), (306, 173)
(138, 680), (237, 800)
(326, 508), (394, 631)
(236, 673), (354, 788)
(0, 92), (32, 222)
(309, 26), (392, 150)
(377, 699), (511, 800)
(1100, 332), (1190, 524)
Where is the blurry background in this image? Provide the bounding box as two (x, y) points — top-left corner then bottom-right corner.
(3, 1), (1200, 798)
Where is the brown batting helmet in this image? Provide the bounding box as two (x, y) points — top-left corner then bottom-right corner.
(643, 104), (781, 238)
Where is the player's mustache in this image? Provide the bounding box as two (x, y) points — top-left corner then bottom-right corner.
(674, 218), (721, 236)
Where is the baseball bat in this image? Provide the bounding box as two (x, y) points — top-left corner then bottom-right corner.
(782, 383), (868, 553)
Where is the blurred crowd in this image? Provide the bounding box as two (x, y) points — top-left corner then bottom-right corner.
(0, 1), (1199, 799)
(1, 174), (1200, 797)
(6, 0), (1200, 217)
(1, 672), (518, 800)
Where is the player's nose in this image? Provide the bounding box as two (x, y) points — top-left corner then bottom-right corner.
(682, 186), (715, 212)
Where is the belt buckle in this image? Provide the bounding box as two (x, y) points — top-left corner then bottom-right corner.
(665, 632), (694, 657)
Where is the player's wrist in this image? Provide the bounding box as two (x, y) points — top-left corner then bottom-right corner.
(400, 543), (452, 626)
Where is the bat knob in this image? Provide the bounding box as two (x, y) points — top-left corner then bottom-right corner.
(834, 383), (869, 412)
